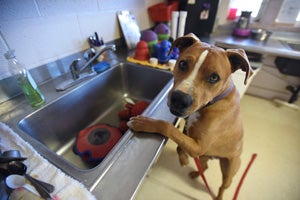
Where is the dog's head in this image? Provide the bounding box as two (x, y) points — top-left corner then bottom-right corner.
(168, 33), (253, 117)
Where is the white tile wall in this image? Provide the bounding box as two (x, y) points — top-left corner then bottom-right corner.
(98, 0), (144, 11)
(0, 0), (40, 21)
(36, 0), (99, 16)
(77, 11), (120, 43)
(1, 16), (85, 69)
(0, 0), (165, 80)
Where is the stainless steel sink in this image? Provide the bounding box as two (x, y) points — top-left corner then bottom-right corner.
(18, 62), (173, 172)
(282, 41), (300, 51)
(271, 32), (300, 52)
(280, 40), (300, 51)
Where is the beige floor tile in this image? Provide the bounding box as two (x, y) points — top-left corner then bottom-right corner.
(135, 95), (300, 200)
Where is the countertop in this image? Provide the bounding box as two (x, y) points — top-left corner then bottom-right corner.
(213, 32), (300, 60)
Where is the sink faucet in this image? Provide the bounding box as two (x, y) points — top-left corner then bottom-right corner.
(70, 44), (116, 79)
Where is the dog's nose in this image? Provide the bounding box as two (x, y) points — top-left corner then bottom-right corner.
(170, 90), (193, 110)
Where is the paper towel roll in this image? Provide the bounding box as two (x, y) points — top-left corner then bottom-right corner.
(178, 11), (187, 38)
(171, 11), (179, 39)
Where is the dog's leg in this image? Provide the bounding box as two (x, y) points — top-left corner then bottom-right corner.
(217, 157), (241, 200)
(189, 156), (210, 179)
(177, 146), (189, 166)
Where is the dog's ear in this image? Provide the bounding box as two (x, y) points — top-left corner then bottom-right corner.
(168, 33), (200, 54)
(226, 49), (254, 85)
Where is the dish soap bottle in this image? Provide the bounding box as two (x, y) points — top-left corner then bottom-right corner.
(4, 49), (45, 108)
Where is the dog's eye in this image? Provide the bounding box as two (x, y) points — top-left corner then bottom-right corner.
(207, 73), (220, 84)
(178, 60), (189, 72)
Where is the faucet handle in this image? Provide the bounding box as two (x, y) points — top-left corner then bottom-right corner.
(70, 58), (84, 79)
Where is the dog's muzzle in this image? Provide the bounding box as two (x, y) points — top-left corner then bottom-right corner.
(169, 90), (193, 117)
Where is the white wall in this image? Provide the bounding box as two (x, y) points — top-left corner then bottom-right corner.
(0, 0), (164, 80)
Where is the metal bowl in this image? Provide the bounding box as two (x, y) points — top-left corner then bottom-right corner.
(250, 29), (272, 41)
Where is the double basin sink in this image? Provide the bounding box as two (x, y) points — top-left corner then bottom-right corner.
(17, 62), (175, 194)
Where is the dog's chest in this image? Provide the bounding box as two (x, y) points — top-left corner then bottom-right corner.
(186, 111), (201, 131)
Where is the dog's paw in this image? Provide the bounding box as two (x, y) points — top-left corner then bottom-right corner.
(177, 146), (190, 166)
(127, 116), (166, 134)
(189, 171), (200, 179)
(127, 116), (153, 132)
(178, 154), (189, 166)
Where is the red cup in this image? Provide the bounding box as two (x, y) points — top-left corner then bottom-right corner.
(227, 8), (237, 20)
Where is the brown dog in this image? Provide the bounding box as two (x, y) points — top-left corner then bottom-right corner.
(127, 33), (253, 200)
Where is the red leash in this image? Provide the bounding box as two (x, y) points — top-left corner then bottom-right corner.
(194, 157), (215, 199)
(232, 153), (257, 200)
(194, 153), (257, 200)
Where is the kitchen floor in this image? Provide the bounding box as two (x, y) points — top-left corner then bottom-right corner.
(135, 95), (300, 200)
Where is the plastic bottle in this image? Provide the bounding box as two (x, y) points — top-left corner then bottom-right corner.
(4, 50), (45, 108)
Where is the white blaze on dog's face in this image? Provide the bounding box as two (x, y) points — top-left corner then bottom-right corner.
(168, 33), (252, 117)
(176, 49), (209, 94)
